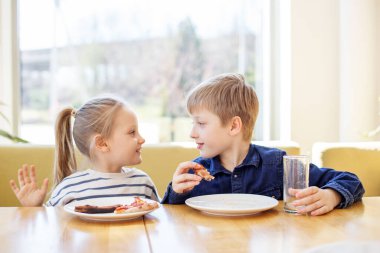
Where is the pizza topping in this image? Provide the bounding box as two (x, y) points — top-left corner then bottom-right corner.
(192, 163), (215, 181)
(114, 197), (159, 214)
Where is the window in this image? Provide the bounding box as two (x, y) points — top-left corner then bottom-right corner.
(18, 0), (269, 144)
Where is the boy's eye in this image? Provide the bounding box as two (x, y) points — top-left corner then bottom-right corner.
(129, 130), (135, 135)
(191, 119), (206, 126)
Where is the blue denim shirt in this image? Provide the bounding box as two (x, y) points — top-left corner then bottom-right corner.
(162, 144), (364, 208)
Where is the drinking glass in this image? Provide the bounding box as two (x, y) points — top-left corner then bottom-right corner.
(283, 155), (310, 213)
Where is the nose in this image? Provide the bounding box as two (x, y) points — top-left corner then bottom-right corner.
(189, 125), (198, 139)
(138, 134), (145, 144)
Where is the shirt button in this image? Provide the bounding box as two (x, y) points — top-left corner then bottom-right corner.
(234, 174), (238, 178)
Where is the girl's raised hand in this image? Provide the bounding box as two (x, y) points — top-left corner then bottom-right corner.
(172, 161), (202, 194)
(9, 164), (49, 206)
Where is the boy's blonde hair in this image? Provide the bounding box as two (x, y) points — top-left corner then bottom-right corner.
(53, 97), (125, 187)
(187, 73), (259, 141)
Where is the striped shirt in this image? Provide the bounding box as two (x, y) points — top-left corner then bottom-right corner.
(45, 167), (159, 206)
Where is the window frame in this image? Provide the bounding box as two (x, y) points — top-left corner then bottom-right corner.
(0, 0), (20, 141)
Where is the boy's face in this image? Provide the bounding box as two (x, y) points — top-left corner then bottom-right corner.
(189, 108), (233, 158)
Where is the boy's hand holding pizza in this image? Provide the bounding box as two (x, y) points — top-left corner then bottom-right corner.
(172, 162), (214, 194)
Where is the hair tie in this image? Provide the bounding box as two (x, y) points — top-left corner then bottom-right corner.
(71, 109), (77, 118)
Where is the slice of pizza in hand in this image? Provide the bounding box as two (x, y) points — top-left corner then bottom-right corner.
(192, 163), (215, 181)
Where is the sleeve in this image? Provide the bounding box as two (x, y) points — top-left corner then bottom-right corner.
(44, 179), (74, 207)
(44, 188), (59, 207)
(143, 174), (161, 202)
(161, 182), (191, 204)
(309, 163), (365, 208)
(43, 181), (64, 207)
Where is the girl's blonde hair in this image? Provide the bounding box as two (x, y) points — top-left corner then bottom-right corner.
(187, 73), (259, 141)
(53, 97), (125, 187)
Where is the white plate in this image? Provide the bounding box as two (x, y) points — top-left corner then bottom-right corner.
(64, 197), (160, 222)
(185, 194), (278, 216)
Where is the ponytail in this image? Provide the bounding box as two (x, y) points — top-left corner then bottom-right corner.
(52, 97), (125, 187)
(53, 108), (77, 187)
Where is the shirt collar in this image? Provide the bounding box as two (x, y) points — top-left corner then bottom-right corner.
(209, 144), (260, 174)
(238, 143), (260, 168)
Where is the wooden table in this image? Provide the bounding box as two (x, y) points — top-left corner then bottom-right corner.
(0, 207), (150, 252)
(0, 197), (379, 253)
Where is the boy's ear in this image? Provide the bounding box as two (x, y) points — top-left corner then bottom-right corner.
(94, 134), (110, 152)
(229, 116), (242, 136)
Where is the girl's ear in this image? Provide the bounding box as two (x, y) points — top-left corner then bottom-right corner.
(229, 116), (242, 136)
(94, 134), (110, 152)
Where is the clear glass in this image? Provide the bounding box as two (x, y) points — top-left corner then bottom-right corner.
(283, 155), (309, 213)
(18, 0), (266, 144)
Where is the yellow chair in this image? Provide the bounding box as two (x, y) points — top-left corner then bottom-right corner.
(312, 142), (380, 196)
(0, 141), (300, 206)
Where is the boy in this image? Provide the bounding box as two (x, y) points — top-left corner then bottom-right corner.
(162, 73), (364, 216)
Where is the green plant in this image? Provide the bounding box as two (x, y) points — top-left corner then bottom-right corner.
(0, 102), (28, 143)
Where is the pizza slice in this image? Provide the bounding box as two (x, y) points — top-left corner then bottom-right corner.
(74, 204), (121, 214)
(192, 163), (215, 181)
(114, 197), (159, 214)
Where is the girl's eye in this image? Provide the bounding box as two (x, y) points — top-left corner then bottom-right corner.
(129, 130), (135, 135)
(198, 122), (205, 126)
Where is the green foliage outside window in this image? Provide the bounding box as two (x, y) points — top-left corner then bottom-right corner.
(0, 102), (28, 143)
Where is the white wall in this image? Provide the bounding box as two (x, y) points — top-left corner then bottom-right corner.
(339, 0), (378, 141)
(290, 0), (340, 153)
(377, 0), (380, 126)
(290, 0), (380, 153)
(0, 0), (3, 102)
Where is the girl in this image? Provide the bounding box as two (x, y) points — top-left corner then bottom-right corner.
(9, 97), (159, 206)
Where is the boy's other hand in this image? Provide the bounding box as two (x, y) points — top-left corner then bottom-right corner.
(172, 161), (202, 194)
(290, 187), (342, 216)
(9, 164), (49, 207)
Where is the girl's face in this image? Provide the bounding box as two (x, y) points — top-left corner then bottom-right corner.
(189, 108), (233, 158)
(106, 107), (145, 168)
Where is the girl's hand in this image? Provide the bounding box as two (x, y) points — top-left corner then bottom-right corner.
(9, 164), (49, 207)
(290, 186), (342, 216)
(172, 161), (202, 194)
